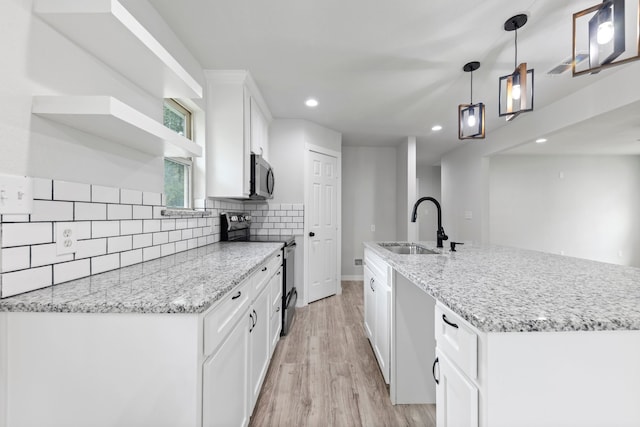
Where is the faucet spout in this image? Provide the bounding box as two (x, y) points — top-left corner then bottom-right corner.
(410, 196), (449, 248)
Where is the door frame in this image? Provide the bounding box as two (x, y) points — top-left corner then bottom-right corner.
(303, 143), (342, 306)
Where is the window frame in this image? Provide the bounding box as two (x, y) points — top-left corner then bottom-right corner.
(163, 99), (194, 209)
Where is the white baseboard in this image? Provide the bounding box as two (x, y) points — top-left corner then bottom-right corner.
(341, 275), (363, 281)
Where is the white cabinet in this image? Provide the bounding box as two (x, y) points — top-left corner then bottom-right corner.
(374, 279), (390, 382)
(363, 249), (391, 384)
(203, 315), (250, 427)
(363, 265), (375, 340)
(250, 97), (270, 160)
(204, 70), (272, 199)
(269, 267), (283, 353)
(435, 350), (479, 427)
(249, 281), (272, 411)
(434, 303), (479, 427)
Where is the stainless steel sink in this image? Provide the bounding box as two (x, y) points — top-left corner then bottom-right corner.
(378, 243), (438, 255)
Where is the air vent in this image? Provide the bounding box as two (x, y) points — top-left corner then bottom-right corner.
(547, 53), (589, 75)
(354, 258), (363, 266)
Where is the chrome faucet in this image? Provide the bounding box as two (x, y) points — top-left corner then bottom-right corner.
(410, 196), (448, 248)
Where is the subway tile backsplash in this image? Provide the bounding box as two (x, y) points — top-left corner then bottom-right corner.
(0, 178), (305, 299)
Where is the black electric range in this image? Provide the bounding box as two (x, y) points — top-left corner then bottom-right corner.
(221, 212), (297, 336)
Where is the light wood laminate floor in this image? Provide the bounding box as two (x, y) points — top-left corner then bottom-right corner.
(249, 281), (436, 427)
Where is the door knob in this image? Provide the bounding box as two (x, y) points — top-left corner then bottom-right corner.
(309, 232), (315, 237)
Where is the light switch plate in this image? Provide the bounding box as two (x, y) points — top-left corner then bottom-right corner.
(0, 175), (33, 214)
(56, 223), (77, 255)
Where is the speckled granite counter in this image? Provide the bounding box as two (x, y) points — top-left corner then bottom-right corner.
(0, 242), (283, 314)
(365, 242), (640, 333)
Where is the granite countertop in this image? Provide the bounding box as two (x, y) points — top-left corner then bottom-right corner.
(365, 242), (640, 333)
(0, 242), (283, 314)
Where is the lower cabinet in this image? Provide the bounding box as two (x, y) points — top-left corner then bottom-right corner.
(269, 268), (283, 353)
(203, 316), (250, 427)
(202, 252), (282, 427)
(363, 265), (376, 341)
(249, 282), (272, 411)
(363, 249), (391, 384)
(434, 350), (479, 427)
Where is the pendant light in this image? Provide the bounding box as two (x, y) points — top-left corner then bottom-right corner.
(498, 14), (534, 121)
(572, 0), (638, 76)
(458, 61), (485, 140)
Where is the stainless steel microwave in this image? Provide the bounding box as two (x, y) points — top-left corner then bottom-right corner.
(250, 154), (274, 199)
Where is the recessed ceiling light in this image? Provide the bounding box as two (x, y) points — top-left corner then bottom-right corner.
(305, 98), (318, 107)
(535, 138), (547, 144)
(431, 125), (443, 131)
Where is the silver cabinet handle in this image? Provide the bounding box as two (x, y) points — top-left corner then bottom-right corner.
(231, 291), (241, 300)
(442, 314), (459, 329)
(370, 277), (375, 292)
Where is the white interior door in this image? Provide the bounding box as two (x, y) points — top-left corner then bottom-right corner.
(307, 150), (338, 303)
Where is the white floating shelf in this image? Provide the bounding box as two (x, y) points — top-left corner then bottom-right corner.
(32, 96), (203, 158)
(34, 0), (203, 99)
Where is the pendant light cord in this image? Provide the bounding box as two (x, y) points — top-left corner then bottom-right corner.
(514, 26), (518, 68)
(470, 69), (473, 104)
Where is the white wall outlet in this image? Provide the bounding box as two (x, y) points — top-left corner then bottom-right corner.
(0, 175), (33, 214)
(370, 224), (375, 232)
(56, 223), (77, 255)
(464, 211), (473, 220)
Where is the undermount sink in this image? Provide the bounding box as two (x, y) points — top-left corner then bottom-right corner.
(378, 243), (439, 255)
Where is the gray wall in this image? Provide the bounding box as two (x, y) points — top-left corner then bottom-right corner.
(416, 166), (441, 242)
(490, 155), (640, 267)
(342, 146), (397, 277)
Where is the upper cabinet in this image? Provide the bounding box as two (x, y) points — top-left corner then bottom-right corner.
(204, 70), (272, 199)
(33, 0), (203, 99)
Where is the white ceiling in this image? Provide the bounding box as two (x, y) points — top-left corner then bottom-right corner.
(148, 0), (638, 165)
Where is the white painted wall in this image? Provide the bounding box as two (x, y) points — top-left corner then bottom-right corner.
(269, 119), (342, 204)
(441, 143), (490, 246)
(341, 146), (397, 278)
(396, 137), (417, 241)
(1, 0), (203, 192)
(416, 166), (441, 242)
(490, 155), (640, 267)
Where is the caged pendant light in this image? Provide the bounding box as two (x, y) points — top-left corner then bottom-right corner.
(458, 61), (485, 140)
(498, 14), (534, 121)
(572, 0), (640, 76)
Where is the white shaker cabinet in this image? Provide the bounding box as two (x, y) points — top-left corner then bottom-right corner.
(363, 248), (391, 384)
(204, 70), (272, 199)
(434, 349), (479, 427)
(249, 281), (272, 411)
(203, 314), (250, 427)
(269, 268), (283, 353)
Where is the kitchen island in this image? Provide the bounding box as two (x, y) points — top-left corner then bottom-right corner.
(0, 242), (284, 427)
(364, 241), (640, 427)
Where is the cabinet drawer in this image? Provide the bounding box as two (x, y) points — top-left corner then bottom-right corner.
(204, 279), (251, 357)
(252, 252), (282, 298)
(435, 303), (477, 380)
(365, 249), (388, 284)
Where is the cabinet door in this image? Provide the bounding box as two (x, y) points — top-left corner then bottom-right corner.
(374, 282), (391, 384)
(435, 350), (478, 427)
(363, 265), (376, 341)
(269, 269), (283, 354)
(249, 285), (271, 411)
(203, 313), (250, 427)
(250, 97), (268, 159)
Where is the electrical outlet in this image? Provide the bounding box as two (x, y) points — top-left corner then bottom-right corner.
(56, 223), (77, 255)
(354, 258), (362, 266)
(370, 224), (375, 232)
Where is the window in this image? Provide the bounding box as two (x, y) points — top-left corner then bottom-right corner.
(163, 99), (193, 208)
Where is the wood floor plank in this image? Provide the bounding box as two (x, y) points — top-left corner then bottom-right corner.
(249, 281), (435, 427)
